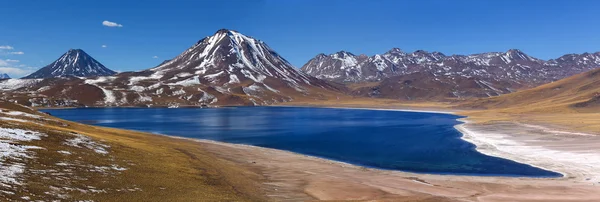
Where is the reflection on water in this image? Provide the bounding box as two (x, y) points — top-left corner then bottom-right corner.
(43, 107), (561, 177)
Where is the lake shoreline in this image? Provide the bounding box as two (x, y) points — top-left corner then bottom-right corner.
(181, 127), (600, 201)
(40, 105), (600, 200)
(43, 105), (588, 180)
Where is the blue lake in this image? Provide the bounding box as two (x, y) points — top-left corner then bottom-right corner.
(43, 107), (561, 177)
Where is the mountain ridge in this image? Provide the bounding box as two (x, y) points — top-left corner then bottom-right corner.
(302, 48), (600, 83)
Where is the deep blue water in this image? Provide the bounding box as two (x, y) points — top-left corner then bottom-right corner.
(43, 107), (561, 177)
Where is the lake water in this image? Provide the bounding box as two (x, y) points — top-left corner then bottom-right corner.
(43, 107), (561, 177)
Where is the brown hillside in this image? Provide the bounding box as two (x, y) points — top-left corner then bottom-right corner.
(462, 68), (600, 113)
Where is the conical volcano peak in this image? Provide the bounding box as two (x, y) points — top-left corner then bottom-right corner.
(23, 49), (115, 79)
(214, 28), (241, 35)
(150, 29), (319, 88)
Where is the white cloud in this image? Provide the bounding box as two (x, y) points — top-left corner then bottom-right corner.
(9, 51), (24, 55)
(0, 45), (14, 50)
(101, 45), (107, 48)
(0, 59), (34, 77)
(102, 20), (123, 28)
(0, 67), (31, 76)
(152, 56), (159, 59)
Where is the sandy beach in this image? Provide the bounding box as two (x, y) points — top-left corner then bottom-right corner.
(183, 107), (600, 201)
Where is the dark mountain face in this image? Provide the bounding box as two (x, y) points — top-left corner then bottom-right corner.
(0, 73), (9, 79)
(23, 49), (116, 79)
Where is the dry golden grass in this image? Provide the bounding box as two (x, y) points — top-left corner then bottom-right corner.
(0, 101), (266, 201)
(453, 68), (600, 133)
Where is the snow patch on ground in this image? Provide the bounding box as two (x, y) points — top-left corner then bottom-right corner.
(0, 79), (42, 91)
(129, 86), (146, 93)
(170, 76), (201, 86)
(228, 74), (240, 84)
(84, 80), (116, 104)
(0, 127), (45, 188)
(0, 109), (42, 119)
(84, 76), (115, 85)
(64, 134), (110, 155)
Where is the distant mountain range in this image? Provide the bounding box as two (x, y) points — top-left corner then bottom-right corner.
(302, 49), (600, 99)
(302, 49), (600, 83)
(23, 49), (116, 79)
(2, 29), (600, 106)
(0, 73), (9, 79)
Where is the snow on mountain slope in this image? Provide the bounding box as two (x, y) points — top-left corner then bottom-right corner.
(302, 49), (599, 84)
(2, 30), (340, 107)
(23, 49), (116, 79)
(302, 48), (600, 99)
(0, 74), (9, 79)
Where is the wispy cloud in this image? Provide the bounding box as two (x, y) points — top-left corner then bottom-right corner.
(0, 59), (34, 77)
(152, 56), (159, 59)
(101, 45), (107, 48)
(0, 45), (14, 50)
(102, 20), (123, 28)
(8, 51), (24, 55)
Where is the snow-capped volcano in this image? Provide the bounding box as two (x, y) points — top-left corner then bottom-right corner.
(0, 73), (9, 79)
(2, 29), (338, 107)
(23, 49), (115, 79)
(147, 29), (323, 88)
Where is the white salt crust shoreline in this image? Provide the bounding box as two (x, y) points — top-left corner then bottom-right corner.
(456, 119), (600, 183)
(306, 106), (599, 182)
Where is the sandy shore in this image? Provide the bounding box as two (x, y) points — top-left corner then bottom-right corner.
(194, 134), (600, 201)
(174, 107), (600, 201)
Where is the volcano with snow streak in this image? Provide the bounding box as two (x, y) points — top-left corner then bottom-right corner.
(0, 73), (9, 79)
(109, 29), (336, 106)
(2, 30), (339, 107)
(146, 29), (327, 89)
(23, 49), (115, 79)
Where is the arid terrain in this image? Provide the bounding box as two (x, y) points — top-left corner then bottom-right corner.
(2, 1), (599, 201)
(3, 86), (600, 201)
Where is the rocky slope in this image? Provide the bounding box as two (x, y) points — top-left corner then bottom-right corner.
(1, 30), (340, 107)
(302, 49), (600, 99)
(302, 49), (600, 84)
(23, 49), (116, 79)
(350, 72), (517, 100)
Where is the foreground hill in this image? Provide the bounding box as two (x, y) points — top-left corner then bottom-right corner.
(303, 49), (600, 100)
(0, 30), (341, 107)
(0, 101), (264, 201)
(462, 67), (600, 113)
(23, 49), (116, 79)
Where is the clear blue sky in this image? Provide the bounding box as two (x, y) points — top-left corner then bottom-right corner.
(1, 0), (599, 77)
